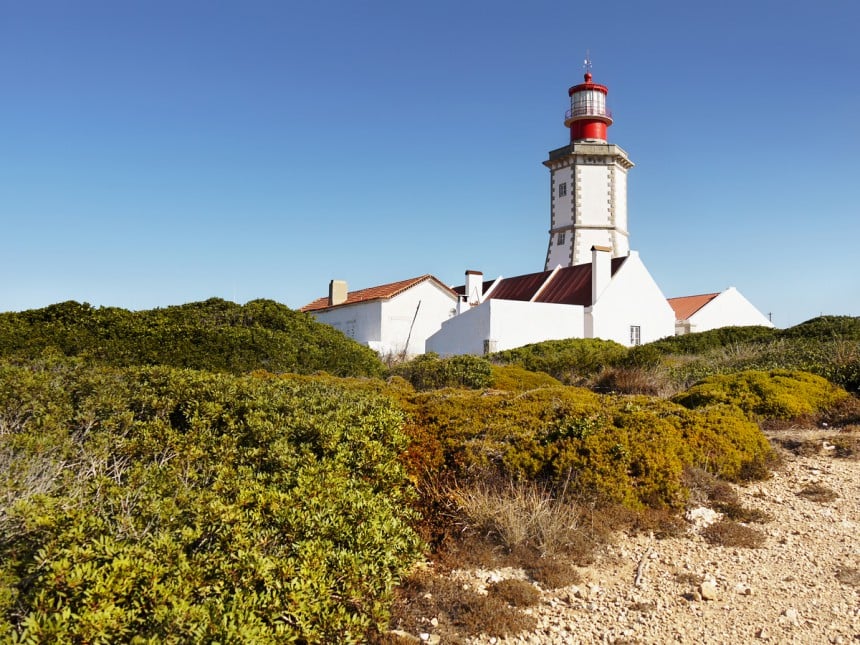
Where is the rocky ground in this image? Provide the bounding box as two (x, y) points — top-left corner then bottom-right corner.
(403, 431), (860, 644)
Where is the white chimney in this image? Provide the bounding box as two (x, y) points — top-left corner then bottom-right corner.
(465, 270), (483, 304)
(328, 280), (348, 306)
(591, 246), (611, 305)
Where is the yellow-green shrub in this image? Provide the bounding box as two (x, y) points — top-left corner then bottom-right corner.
(489, 365), (561, 391)
(402, 386), (772, 510)
(672, 369), (849, 420)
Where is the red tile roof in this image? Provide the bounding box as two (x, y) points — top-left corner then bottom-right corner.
(667, 292), (720, 320)
(301, 275), (455, 312)
(454, 257), (627, 306)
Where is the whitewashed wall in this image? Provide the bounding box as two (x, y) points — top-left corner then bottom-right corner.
(426, 299), (584, 357)
(586, 251), (675, 345)
(379, 280), (458, 356)
(687, 287), (774, 332)
(311, 301), (383, 348)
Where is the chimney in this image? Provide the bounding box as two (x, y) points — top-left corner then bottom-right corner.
(465, 270), (483, 304)
(591, 246), (611, 305)
(328, 280), (348, 306)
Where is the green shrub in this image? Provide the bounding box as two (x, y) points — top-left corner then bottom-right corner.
(0, 298), (385, 378)
(0, 360), (421, 642)
(389, 353), (492, 391)
(780, 315), (860, 341)
(646, 326), (778, 356)
(489, 338), (627, 384)
(672, 369), (849, 420)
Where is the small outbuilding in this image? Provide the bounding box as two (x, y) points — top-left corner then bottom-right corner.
(668, 287), (774, 335)
(300, 275), (458, 358)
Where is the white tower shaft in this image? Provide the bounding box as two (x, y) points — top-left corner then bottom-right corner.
(544, 141), (633, 269)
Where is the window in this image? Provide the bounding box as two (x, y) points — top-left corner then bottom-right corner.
(557, 231), (565, 245)
(558, 182), (567, 197)
(630, 325), (641, 346)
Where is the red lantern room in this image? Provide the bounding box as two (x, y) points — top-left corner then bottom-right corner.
(564, 71), (613, 142)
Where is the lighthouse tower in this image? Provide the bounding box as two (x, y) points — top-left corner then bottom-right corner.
(543, 67), (634, 269)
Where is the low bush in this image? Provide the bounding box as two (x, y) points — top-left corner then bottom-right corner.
(389, 353), (492, 391)
(386, 571), (537, 643)
(0, 298), (385, 378)
(525, 555), (583, 589)
(489, 579), (541, 607)
(647, 326), (778, 356)
(797, 483), (838, 503)
(672, 369), (849, 421)
(780, 315), (860, 341)
(0, 360), (421, 642)
(489, 338), (627, 384)
(701, 520), (766, 548)
(402, 386), (772, 511)
(489, 364), (561, 391)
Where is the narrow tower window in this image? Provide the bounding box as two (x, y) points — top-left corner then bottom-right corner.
(630, 325), (641, 346)
(558, 182), (567, 197)
(557, 231), (566, 245)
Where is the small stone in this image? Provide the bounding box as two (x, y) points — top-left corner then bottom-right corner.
(427, 636), (441, 645)
(430, 617), (438, 627)
(756, 627), (769, 639)
(783, 608), (800, 625)
(686, 506), (719, 527)
(700, 581), (718, 601)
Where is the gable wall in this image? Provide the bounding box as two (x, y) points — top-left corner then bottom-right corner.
(586, 252), (675, 345)
(687, 287), (774, 332)
(380, 280), (458, 357)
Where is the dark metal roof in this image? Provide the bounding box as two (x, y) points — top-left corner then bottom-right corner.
(453, 256), (628, 306)
(487, 269), (554, 301)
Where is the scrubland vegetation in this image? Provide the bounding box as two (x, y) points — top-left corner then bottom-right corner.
(0, 302), (858, 642)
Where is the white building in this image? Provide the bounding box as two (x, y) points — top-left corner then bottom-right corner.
(302, 68), (771, 356)
(300, 275), (458, 358)
(668, 287), (774, 335)
(427, 247), (674, 356)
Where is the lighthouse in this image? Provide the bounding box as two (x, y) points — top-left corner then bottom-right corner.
(543, 67), (634, 269)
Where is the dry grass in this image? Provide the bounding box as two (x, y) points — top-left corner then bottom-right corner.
(797, 483), (838, 503)
(701, 520), (766, 548)
(447, 478), (583, 557)
(831, 434), (860, 459)
(592, 366), (678, 397)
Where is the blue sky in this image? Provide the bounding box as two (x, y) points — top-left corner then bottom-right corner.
(1, 1), (858, 327)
